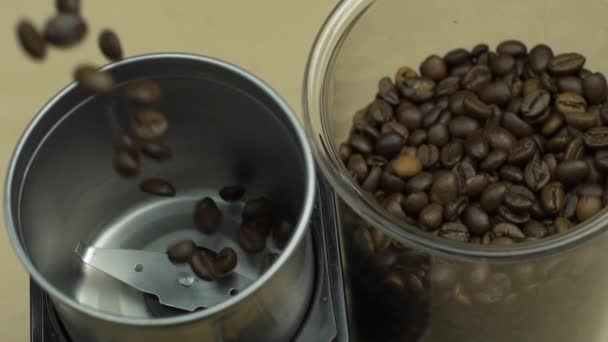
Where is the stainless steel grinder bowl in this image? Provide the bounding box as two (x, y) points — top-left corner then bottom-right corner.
(5, 54), (316, 342)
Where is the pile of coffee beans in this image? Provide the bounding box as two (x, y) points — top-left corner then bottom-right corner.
(167, 185), (295, 282)
(341, 40), (608, 245)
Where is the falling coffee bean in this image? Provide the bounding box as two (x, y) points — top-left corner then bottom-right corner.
(194, 197), (223, 234)
(113, 145), (140, 177)
(212, 248), (238, 277)
(126, 79), (162, 105)
(219, 185), (246, 202)
(133, 110), (169, 141)
(167, 240), (196, 264)
(73, 64), (116, 94)
(16, 20), (46, 60)
(577, 196), (603, 221)
(141, 141), (172, 161)
(190, 250), (217, 281)
(56, 0), (81, 14)
(98, 29), (123, 61)
(43, 14), (87, 47)
(140, 178), (176, 197)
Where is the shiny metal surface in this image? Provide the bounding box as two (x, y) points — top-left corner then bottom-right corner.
(6, 54), (316, 342)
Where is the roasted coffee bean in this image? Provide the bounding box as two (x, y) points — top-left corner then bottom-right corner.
(523, 220), (548, 238)
(406, 172), (433, 193)
(399, 77), (435, 102)
(113, 145), (139, 177)
(451, 63), (473, 78)
(506, 96), (523, 113)
(194, 197), (223, 234)
(211, 248), (238, 276)
(140, 178), (176, 197)
(395, 66), (418, 87)
(377, 77), (400, 105)
(347, 154), (368, 181)
(419, 203), (444, 230)
(349, 134), (373, 155)
(523, 79), (542, 98)
(508, 137), (536, 165)
(556, 92), (586, 116)
(397, 104), (423, 129)
(540, 72), (558, 93)
(430, 170), (459, 205)
(73, 64), (115, 94)
(561, 192), (579, 219)
(463, 205), (491, 235)
(133, 110), (169, 141)
(479, 182), (507, 212)
(361, 166), (382, 192)
(497, 40), (527, 57)
(586, 156), (605, 184)
(367, 100), (392, 125)
(462, 65), (492, 91)
(542, 113), (564, 136)
(584, 127), (608, 148)
(465, 130), (489, 160)
(427, 124), (450, 147)
(540, 182), (565, 214)
(126, 79), (161, 105)
(436, 76), (461, 97)
(465, 174), (489, 197)
(380, 171), (406, 192)
(564, 111), (597, 130)
(472, 43), (489, 57)
(491, 54), (515, 76)
(420, 55), (448, 81)
(577, 196), (603, 221)
(448, 116), (478, 138)
(504, 185), (535, 212)
(44, 14), (87, 47)
(491, 236), (515, 245)
(499, 165), (523, 183)
(440, 142), (464, 168)
(575, 183), (603, 197)
(548, 53), (586, 76)
(463, 94), (491, 119)
(583, 73), (608, 105)
(563, 137), (585, 161)
(594, 150), (608, 171)
(141, 141), (172, 161)
(449, 91), (474, 115)
(382, 193), (407, 220)
(98, 29), (123, 61)
(190, 249), (218, 280)
(391, 155), (423, 177)
(167, 240), (196, 263)
(521, 89), (551, 120)
(242, 197), (272, 223)
(238, 224), (266, 253)
(484, 126), (515, 152)
(529, 44), (553, 73)
(478, 80), (512, 106)
(381, 121), (409, 140)
(546, 134), (571, 152)
(557, 76), (583, 95)
(493, 222), (525, 239)
(438, 222), (470, 242)
(375, 133), (403, 157)
(403, 192), (429, 215)
(499, 205), (530, 224)
(556, 160), (589, 186)
(219, 185), (246, 202)
(444, 196), (469, 221)
(524, 158), (550, 191)
(407, 129), (428, 146)
(553, 216), (573, 234)
(502, 112), (533, 138)
(444, 48), (470, 66)
(503, 73), (523, 97)
(16, 20), (46, 60)
(56, 0), (81, 13)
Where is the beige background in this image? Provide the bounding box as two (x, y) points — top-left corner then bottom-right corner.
(0, 1), (334, 340)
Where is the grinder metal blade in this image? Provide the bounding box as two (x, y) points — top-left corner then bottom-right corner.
(75, 243), (254, 312)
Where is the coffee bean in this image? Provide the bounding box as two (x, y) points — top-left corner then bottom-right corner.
(194, 197), (223, 234)
(430, 170), (459, 205)
(523, 79), (542, 98)
(391, 155), (423, 177)
(113, 145), (139, 177)
(347, 154), (368, 181)
(444, 48), (470, 66)
(491, 54), (515, 76)
(462, 65), (492, 91)
(556, 160), (589, 187)
(381, 121), (409, 140)
(399, 77), (435, 102)
(523, 220), (547, 238)
(420, 55), (448, 81)
(380, 171), (405, 192)
(583, 72), (608, 105)
(504, 185), (535, 213)
(484, 126), (516, 151)
(395, 66), (418, 87)
(594, 150), (608, 171)
(419, 203), (444, 230)
(141, 141), (172, 161)
(479, 182), (507, 212)
(499, 165), (523, 183)
(242, 197), (272, 222)
(126, 79), (161, 105)
(378, 77), (400, 105)
(463, 205), (491, 235)
(449, 91), (474, 115)
(73, 64), (116, 94)
(167, 240), (196, 263)
(555, 92), (586, 117)
(212, 248), (238, 276)
(406, 172), (433, 193)
(44, 14), (87, 47)
(407, 129), (428, 146)
(506, 96), (523, 113)
(499, 205), (530, 224)
(546, 134), (571, 152)
(440, 142), (464, 168)
(436, 76), (461, 97)
(56, 0), (81, 13)
(526, 45), (552, 74)
(521, 89), (551, 120)
(564, 111), (597, 131)
(584, 127), (608, 148)
(508, 137), (536, 165)
(560, 192), (579, 219)
(444, 196), (469, 221)
(575, 183), (604, 197)
(477, 80), (512, 106)
(539, 72), (558, 94)
(587, 156), (606, 184)
(219, 185), (246, 202)
(502, 112), (534, 138)
(448, 116), (478, 138)
(493, 222), (525, 239)
(361, 166), (382, 192)
(427, 124), (450, 147)
(539, 182), (565, 214)
(238, 223), (266, 253)
(98, 29), (123, 61)
(375, 133), (403, 157)
(415, 144), (439, 169)
(190, 249), (218, 281)
(140, 178), (176, 197)
(438, 222), (470, 242)
(557, 76), (583, 95)
(548, 53), (586, 76)
(541, 113), (564, 136)
(348, 134), (372, 155)
(133, 110), (169, 141)
(497, 40), (527, 57)
(16, 20), (46, 60)
(465, 174), (489, 197)
(366, 100), (392, 125)
(381, 193), (407, 220)
(403, 192), (429, 215)
(577, 196), (603, 221)
(397, 104), (423, 129)
(463, 94), (491, 119)
(491, 236), (515, 246)
(563, 137), (584, 161)
(465, 130), (489, 160)
(553, 217), (573, 234)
